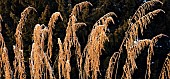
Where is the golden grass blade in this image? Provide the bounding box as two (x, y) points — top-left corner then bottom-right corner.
(151, 34), (169, 44)
(58, 16), (86, 79)
(127, 9), (165, 48)
(30, 24), (46, 79)
(121, 34), (168, 79)
(57, 38), (64, 79)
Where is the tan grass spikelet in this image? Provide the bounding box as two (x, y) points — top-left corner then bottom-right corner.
(0, 34), (12, 79)
(130, 0), (163, 23)
(13, 6), (36, 79)
(83, 16), (115, 79)
(47, 12), (63, 59)
(0, 15), (12, 79)
(30, 24), (55, 79)
(30, 24), (45, 79)
(159, 53), (170, 79)
(83, 25), (108, 79)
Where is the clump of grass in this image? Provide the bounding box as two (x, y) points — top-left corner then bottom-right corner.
(30, 24), (55, 79)
(13, 7), (36, 79)
(106, 1), (165, 78)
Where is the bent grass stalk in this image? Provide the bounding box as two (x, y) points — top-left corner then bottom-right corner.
(13, 7), (36, 79)
(83, 16), (115, 79)
(47, 12), (63, 59)
(58, 1), (92, 79)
